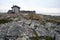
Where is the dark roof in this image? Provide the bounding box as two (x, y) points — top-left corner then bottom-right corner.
(20, 10), (36, 13)
(7, 10), (12, 13)
(7, 10), (15, 13)
(11, 5), (20, 9)
(8, 10), (12, 12)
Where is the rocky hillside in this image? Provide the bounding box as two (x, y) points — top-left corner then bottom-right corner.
(0, 13), (60, 40)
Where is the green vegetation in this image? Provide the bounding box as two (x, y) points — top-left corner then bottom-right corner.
(34, 25), (38, 29)
(0, 19), (12, 24)
(32, 29), (39, 40)
(41, 20), (46, 25)
(46, 16), (60, 24)
(30, 36), (54, 40)
(32, 24), (39, 40)
(28, 13), (47, 25)
(28, 14), (42, 21)
(45, 36), (54, 40)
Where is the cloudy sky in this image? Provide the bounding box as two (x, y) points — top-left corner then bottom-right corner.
(0, 0), (60, 16)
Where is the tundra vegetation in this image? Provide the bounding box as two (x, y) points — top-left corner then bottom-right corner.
(0, 18), (12, 24)
(27, 14), (59, 40)
(0, 13), (60, 40)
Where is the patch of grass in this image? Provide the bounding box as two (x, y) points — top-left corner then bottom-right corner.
(34, 25), (38, 29)
(45, 36), (54, 40)
(41, 20), (46, 25)
(0, 19), (12, 24)
(30, 36), (54, 40)
(32, 29), (39, 40)
(28, 14), (42, 21)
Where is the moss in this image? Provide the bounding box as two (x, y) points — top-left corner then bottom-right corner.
(30, 36), (54, 40)
(0, 19), (12, 24)
(46, 18), (60, 23)
(32, 29), (39, 40)
(41, 20), (46, 25)
(45, 36), (54, 40)
(34, 25), (38, 29)
(28, 14), (42, 21)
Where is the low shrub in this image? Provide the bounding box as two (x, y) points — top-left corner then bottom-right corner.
(0, 19), (12, 24)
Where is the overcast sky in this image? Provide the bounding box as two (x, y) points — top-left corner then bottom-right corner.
(0, 0), (60, 16)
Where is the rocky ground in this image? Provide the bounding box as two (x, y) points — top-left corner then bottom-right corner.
(0, 13), (60, 40)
